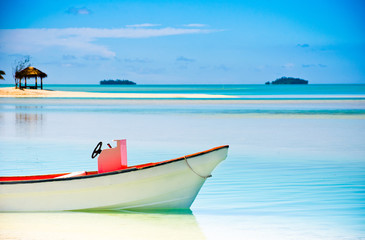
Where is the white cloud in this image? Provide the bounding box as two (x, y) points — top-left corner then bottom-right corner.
(66, 7), (92, 15)
(183, 24), (207, 28)
(123, 58), (152, 63)
(126, 23), (161, 28)
(176, 56), (195, 62)
(0, 27), (217, 58)
(302, 63), (327, 68)
(282, 63), (295, 69)
(297, 43), (310, 48)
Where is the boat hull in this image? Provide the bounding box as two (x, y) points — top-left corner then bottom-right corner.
(0, 146), (228, 212)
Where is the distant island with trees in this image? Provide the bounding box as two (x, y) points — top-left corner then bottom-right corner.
(265, 77), (308, 85)
(100, 79), (136, 85)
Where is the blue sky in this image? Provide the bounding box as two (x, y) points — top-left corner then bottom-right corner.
(0, 0), (364, 84)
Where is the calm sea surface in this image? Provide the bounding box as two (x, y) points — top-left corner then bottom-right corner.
(0, 84), (365, 239)
(2, 83), (365, 97)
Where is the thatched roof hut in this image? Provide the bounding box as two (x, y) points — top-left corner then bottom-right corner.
(15, 66), (47, 79)
(15, 66), (47, 89)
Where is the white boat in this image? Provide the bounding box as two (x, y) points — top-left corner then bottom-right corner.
(0, 140), (228, 212)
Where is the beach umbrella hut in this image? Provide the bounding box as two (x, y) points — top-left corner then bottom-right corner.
(15, 66), (47, 89)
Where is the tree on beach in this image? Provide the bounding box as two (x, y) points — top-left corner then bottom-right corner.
(0, 70), (5, 80)
(12, 56), (31, 86)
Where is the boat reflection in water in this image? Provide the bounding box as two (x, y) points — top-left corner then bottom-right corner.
(0, 210), (205, 240)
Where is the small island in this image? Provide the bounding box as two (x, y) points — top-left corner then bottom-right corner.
(265, 77), (308, 85)
(100, 79), (136, 85)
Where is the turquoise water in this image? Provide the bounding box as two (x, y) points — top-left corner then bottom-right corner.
(0, 85), (365, 239)
(49, 84), (365, 95)
(2, 83), (365, 97)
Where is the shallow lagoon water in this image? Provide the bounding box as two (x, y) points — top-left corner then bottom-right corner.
(1, 85), (365, 239)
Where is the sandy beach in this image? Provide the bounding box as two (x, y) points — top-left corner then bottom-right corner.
(1, 87), (365, 99)
(0, 87), (237, 99)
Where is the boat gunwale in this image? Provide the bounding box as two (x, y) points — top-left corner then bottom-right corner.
(0, 145), (229, 185)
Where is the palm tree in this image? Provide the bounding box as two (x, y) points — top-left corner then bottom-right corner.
(0, 70), (5, 80)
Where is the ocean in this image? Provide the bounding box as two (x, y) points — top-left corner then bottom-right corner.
(0, 84), (364, 239)
(2, 83), (365, 97)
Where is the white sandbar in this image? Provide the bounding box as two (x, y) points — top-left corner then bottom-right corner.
(0, 87), (237, 99)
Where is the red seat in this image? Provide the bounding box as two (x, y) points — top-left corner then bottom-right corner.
(98, 139), (127, 173)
